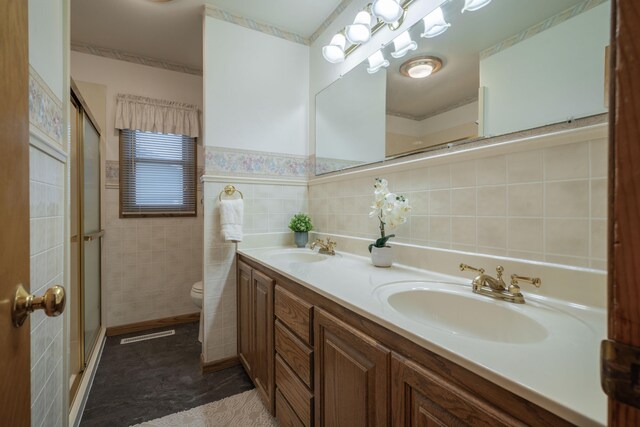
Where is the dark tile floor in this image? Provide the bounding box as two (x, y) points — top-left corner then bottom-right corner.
(80, 322), (253, 427)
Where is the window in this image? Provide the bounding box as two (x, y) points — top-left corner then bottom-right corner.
(120, 129), (196, 217)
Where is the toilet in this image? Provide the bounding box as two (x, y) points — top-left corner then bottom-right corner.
(191, 281), (203, 342)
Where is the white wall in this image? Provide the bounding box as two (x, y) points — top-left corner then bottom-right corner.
(29, 0), (64, 100)
(480, 2), (610, 137)
(316, 65), (386, 162)
(204, 17), (309, 156)
(70, 52), (205, 328)
(71, 52), (203, 160)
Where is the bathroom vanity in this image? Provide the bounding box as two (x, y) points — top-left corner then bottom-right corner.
(236, 247), (605, 427)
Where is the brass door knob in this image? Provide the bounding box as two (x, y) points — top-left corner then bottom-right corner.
(12, 284), (66, 328)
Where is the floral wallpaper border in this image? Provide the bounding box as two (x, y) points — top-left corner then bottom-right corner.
(29, 66), (64, 145)
(480, 0), (608, 60)
(71, 42), (203, 76)
(205, 146), (310, 179)
(204, 5), (309, 46)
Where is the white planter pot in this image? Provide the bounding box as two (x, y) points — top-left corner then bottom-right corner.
(371, 246), (394, 268)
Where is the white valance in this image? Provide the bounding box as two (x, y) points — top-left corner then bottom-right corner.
(114, 94), (200, 138)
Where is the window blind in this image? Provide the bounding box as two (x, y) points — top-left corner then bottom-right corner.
(120, 129), (196, 217)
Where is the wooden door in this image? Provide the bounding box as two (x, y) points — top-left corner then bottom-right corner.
(0, 0), (30, 425)
(237, 261), (253, 377)
(253, 269), (275, 412)
(606, 0), (640, 424)
(314, 308), (390, 427)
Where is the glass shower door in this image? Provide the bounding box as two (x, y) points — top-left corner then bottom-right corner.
(82, 116), (102, 363)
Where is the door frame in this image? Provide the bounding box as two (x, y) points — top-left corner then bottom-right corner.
(606, 0), (640, 425)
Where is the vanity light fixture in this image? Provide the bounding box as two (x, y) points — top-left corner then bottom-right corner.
(461, 0), (492, 13)
(421, 7), (450, 38)
(322, 0), (416, 64)
(346, 10), (373, 44)
(390, 31), (417, 59)
(322, 32), (347, 63)
(399, 56), (443, 79)
(371, 0), (404, 24)
(367, 50), (390, 74)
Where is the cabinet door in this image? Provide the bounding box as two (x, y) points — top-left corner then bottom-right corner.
(253, 269), (275, 412)
(314, 308), (390, 427)
(237, 261), (253, 377)
(391, 354), (521, 427)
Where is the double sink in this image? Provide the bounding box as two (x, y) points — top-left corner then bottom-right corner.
(263, 248), (589, 345)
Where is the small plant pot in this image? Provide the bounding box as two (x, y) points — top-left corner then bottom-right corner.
(371, 246), (393, 268)
(294, 231), (309, 248)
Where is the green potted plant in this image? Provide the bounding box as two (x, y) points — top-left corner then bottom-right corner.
(289, 213), (313, 248)
(368, 178), (411, 267)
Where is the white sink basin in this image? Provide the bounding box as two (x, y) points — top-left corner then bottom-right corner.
(265, 248), (329, 263)
(377, 282), (549, 344)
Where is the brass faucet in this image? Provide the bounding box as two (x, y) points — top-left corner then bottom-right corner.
(310, 238), (337, 255)
(459, 264), (541, 304)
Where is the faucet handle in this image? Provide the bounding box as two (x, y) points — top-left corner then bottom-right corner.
(496, 266), (504, 280)
(460, 263), (485, 274)
(509, 274), (541, 294)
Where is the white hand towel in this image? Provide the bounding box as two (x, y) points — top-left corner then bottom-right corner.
(220, 198), (244, 242)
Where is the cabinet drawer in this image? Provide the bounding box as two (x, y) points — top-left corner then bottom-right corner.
(275, 320), (313, 388)
(276, 354), (313, 427)
(276, 389), (305, 427)
(275, 285), (313, 345)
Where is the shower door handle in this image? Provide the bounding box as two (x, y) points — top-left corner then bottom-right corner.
(83, 230), (104, 242)
(12, 284), (66, 327)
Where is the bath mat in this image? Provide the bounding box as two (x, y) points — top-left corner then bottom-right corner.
(130, 389), (278, 427)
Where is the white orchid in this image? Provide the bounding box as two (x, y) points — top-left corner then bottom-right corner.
(369, 178), (411, 252)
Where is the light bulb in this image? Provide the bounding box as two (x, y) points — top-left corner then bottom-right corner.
(421, 7), (450, 38)
(408, 63), (433, 78)
(390, 31), (417, 59)
(367, 50), (389, 74)
(461, 0), (492, 13)
(346, 11), (372, 44)
(371, 0), (403, 24)
(322, 33), (346, 64)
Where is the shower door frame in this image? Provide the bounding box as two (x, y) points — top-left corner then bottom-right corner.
(69, 84), (104, 403)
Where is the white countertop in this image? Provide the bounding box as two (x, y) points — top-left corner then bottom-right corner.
(238, 246), (607, 426)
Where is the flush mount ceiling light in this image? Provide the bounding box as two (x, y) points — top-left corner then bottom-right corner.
(399, 56), (443, 79)
(372, 0), (404, 24)
(322, 33), (347, 64)
(390, 31), (417, 59)
(346, 10), (373, 44)
(367, 50), (390, 74)
(461, 0), (492, 13)
(421, 7), (450, 38)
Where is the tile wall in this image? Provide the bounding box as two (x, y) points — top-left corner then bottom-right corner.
(102, 187), (204, 326)
(202, 180), (308, 362)
(310, 135), (607, 270)
(29, 146), (65, 427)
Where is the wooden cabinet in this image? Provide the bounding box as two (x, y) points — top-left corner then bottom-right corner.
(237, 261), (275, 412)
(391, 355), (521, 427)
(314, 308), (390, 427)
(237, 255), (574, 427)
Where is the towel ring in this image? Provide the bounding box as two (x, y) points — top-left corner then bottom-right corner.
(218, 184), (244, 201)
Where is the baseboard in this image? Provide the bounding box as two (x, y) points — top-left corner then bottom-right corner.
(106, 312), (200, 337)
(200, 354), (240, 374)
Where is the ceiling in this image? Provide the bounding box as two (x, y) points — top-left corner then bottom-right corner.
(71, 0), (343, 71)
(382, 0), (588, 119)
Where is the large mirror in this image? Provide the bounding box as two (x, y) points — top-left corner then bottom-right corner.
(315, 0), (610, 175)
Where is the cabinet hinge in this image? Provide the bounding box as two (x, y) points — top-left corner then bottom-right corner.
(601, 339), (640, 409)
